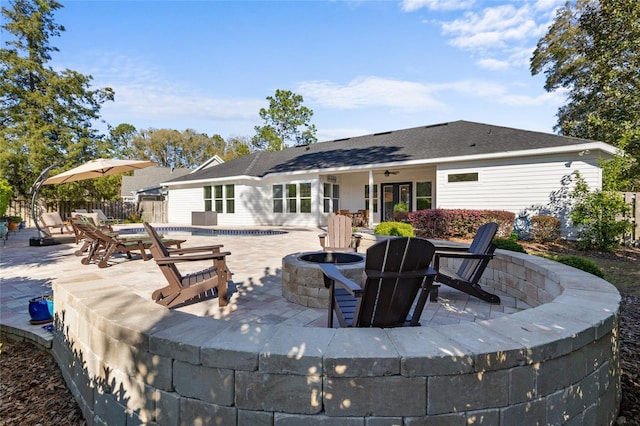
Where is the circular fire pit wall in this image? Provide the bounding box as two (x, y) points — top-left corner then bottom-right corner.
(282, 251), (365, 308)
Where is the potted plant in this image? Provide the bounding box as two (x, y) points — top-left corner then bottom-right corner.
(7, 215), (22, 231)
(392, 202), (409, 222)
(28, 295), (53, 324)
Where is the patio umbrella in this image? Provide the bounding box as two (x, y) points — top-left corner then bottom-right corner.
(43, 158), (157, 185)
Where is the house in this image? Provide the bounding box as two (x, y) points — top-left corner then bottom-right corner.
(121, 166), (192, 202)
(162, 120), (617, 232)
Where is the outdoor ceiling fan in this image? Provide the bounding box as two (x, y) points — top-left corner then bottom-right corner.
(382, 169), (399, 177)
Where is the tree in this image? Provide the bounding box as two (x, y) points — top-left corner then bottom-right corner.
(130, 128), (229, 168)
(224, 136), (252, 160)
(0, 0), (114, 198)
(531, 0), (640, 188)
(103, 123), (138, 159)
(252, 89), (317, 152)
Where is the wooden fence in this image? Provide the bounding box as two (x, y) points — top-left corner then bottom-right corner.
(623, 192), (640, 245)
(7, 199), (167, 227)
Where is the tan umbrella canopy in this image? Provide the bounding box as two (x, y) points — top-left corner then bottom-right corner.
(43, 159), (157, 185)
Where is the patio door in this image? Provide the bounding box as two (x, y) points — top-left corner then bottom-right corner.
(381, 183), (411, 221)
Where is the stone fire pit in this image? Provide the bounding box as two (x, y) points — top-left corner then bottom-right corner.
(282, 251), (365, 308)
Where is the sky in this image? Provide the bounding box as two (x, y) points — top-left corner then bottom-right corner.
(44, 0), (568, 143)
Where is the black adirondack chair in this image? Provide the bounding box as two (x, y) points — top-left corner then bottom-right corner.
(320, 237), (437, 328)
(432, 222), (500, 304)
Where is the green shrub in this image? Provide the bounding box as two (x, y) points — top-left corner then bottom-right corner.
(570, 173), (632, 252)
(0, 178), (12, 218)
(374, 221), (414, 237)
(529, 215), (561, 242)
(492, 238), (527, 253)
(555, 255), (605, 278)
(126, 212), (142, 223)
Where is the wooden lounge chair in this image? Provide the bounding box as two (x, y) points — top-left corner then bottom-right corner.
(144, 222), (231, 308)
(40, 212), (74, 236)
(432, 222), (500, 304)
(73, 221), (184, 268)
(319, 214), (362, 252)
(69, 216), (117, 255)
(320, 237), (437, 328)
(93, 208), (118, 225)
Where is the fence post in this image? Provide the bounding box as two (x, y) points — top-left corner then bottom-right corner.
(623, 192), (640, 245)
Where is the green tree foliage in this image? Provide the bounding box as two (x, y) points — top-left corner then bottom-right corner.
(224, 136), (252, 160)
(600, 133), (637, 191)
(103, 123), (138, 159)
(253, 89), (317, 152)
(130, 128), (232, 168)
(0, 0), (114, 198)
(570, 172), (632, 251)
(0, 177), (13, 217)
(531, 0), (640, 188)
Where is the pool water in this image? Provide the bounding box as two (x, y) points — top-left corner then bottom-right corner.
(118, 226), (287, 237)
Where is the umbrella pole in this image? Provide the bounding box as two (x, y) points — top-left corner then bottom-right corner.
(29, 164), (60, 246)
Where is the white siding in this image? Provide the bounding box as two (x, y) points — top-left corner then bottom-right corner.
(436, 154), (602, 216)
(167, 174), (323, 227)
(167, 186), (203, 224)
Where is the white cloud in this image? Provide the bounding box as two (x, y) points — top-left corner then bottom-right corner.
(476, 58), (510, 70)
(443, 79), (567, 107)
(83, 53), (263, 129)
(297, 77), (445, 110)
(400, 0), (474, 12)
(404, 0), (563, 71)
(298, 75), (565, 114)
(442, 4), (543, 50)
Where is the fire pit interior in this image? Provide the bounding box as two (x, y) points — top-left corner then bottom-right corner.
(282, 251), (365, 308)
(298, 252), (363, 264)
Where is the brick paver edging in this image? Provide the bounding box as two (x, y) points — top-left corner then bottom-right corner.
(51, 249), (621, 425)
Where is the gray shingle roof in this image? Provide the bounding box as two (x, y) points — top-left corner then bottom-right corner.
(166, 120), (597, 183)
(121, 167), (191, 195)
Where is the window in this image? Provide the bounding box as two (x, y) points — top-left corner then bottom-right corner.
(364, 184), (378, 213)
(323, 183), (340, 213)
(274, 182), (312, 213)
(323, 183), (332, 213)
(204, 186), (212, 211)
(286, 184), (297, 213)
(214, 185), (223, 212)
(448, 172), (478, 183)
(300, 183), (311, 213)
(273, 185), (283, 213)
(204, 184), (235, 213)
(416, 182), (432, 210)
(225, 184), (235, 213)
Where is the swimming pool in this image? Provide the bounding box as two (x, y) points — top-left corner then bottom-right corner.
(118, 226), (287, 237)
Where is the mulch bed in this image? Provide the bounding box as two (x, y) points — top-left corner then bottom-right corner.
(0, 334), (85, 425)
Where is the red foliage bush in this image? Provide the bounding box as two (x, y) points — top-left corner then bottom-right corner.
(408, 209), (515, 239)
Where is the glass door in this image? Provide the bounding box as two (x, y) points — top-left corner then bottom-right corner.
(381, 183), (412, 221)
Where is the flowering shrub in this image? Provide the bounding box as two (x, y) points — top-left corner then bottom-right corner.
(408, 209), (515, 239)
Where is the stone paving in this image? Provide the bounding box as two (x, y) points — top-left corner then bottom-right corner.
(0, 225), (525, 347)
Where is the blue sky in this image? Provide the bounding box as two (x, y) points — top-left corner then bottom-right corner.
(47, 0), (567, 143)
